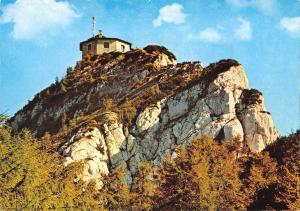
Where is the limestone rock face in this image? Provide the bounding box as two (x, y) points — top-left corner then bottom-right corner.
(10, 45), (279, 186)
(136, 102), (162, 133)
(59, 64), (279, 185)
(59, 127), (109, 188)
(237, 89), (279, 153)
(103, 122), (126, 167)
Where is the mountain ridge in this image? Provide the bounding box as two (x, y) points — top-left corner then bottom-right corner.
(9, 45), (279, 185)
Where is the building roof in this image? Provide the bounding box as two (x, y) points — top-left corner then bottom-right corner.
(80, 36), (132, 50)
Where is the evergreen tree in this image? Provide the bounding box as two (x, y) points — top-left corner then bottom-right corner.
(0, 127), (104, 209)
(119, 99), (137, 126)
(130, 163), (156, 210)
(239, 152), (278, 209)
(0, 113), (8, 126)
(1, 122), (298, 210)
(0, 128), (60, 209)
(100, 165), (131, 210)
(103, 98), (114, 111)
(156, 136), (245, 210)
(265, 131), (300, 209)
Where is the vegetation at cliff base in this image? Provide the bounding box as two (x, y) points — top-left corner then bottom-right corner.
(0, 123), (299, 210)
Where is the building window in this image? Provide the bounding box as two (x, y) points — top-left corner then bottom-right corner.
(87, 44), (92, 51)
(104, 42), (109, 48)
(121, 44), (125, 52)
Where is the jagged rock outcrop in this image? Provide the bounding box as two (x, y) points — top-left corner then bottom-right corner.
(10, 45), (279, 185)
(59, 127), (109, 188)
(237, 89), (278, 152)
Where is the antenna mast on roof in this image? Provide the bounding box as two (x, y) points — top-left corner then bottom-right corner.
(92, 16), (96, 37)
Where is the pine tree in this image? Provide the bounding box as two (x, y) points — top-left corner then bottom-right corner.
(130, 163), (156, 210)
(119, 99), (137, 125)
(265, 131), (300, 209)
(60, 83), (67, 93)
(239, 152), (278, 209)
(0, 113), (8, 126)
(100, 165), (131, 210)
(156, 136), (245, 210)
(0, 128), (60, 209)
(103, 98), (114, 111)
(0, 127), (103, 209)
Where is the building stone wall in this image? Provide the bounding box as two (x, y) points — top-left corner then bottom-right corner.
(81, 39), (131, 58)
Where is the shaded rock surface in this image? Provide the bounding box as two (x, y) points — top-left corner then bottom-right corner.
(10, 45), (279, 185)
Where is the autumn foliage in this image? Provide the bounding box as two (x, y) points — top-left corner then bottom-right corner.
(0, 124), (299, 210)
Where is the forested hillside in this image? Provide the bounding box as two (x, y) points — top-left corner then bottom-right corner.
(2, 46), (298, 209)
(0, 120), (299, 209)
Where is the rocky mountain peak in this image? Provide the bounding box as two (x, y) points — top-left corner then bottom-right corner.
(10, 45), (279, 185)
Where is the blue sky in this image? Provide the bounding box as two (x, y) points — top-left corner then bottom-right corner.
(0, 0), (299, 135)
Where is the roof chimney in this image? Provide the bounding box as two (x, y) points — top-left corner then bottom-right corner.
(98, 30), (103, 38)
